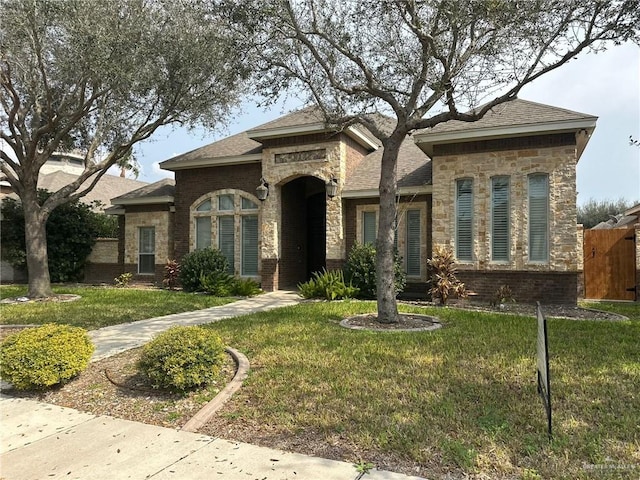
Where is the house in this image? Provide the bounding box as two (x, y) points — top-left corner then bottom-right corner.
(104, 98), (597, 304)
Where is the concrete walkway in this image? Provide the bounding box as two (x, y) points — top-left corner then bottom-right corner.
(0, 291), (427, 480)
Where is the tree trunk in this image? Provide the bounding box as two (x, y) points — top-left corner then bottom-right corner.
(23, 193), (54, 298)
(376, 134), (402, 323)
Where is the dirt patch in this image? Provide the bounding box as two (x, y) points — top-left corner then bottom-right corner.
(341, 313), (442, 331)
(0, 294), (80, 305)
(1, 347), (236, 429)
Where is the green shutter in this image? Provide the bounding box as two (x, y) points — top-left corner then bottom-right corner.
(456, 179), (473, 261)
(218, 216), (235, 274)
(242, 215), (258, 276)
(406, 210), (421, 276)
(529, 174), (549, 261)
(491, 177), (510, 261)
(362, 211), (376, 245)
(195, 217), (212, 250)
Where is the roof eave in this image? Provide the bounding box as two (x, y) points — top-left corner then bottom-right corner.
(342, 185), (433, 199)
(247, 123), (379, 151)
(160, 154), (262, 171)
(112, 195), (175, 206)
(414, 118), (598, 156)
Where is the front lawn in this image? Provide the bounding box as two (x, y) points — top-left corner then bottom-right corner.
(0, 285), (235, 329)
(201, 301), (639, 479)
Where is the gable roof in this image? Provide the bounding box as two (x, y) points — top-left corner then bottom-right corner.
(160, 106), (379, 171)
(414, 98), (597, 157)
(110, 178), (175, 206)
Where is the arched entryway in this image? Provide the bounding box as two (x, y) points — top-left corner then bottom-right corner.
(279, 176), (326, 288)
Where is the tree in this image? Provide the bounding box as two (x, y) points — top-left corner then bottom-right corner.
(0, 0), (248, 297)
(577, 197), (634, 229)
(1, 190), (107, 282)
(234, 0), (639, 322)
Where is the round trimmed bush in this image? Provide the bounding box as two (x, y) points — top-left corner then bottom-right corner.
(0, 324), (94, 390)
(344, 242), (406, 299)
(137, 326), (226, 392)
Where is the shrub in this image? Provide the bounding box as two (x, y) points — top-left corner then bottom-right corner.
(232, 277), (262, 296)
(114, 272), (133, 288)
(0, 324), (94, 390)
(427, 246), (467, 306)
(137, 326), (226, 392)
(179, 248), (229, 292)
(163, 259), (180, 290)
(489, 284), (516, 308)
(200, 270), (234, 296)
(344, 242), (406, 299)
(298, 269), (359, 300)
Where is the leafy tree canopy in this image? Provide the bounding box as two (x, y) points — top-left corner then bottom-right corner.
(578, 198), (636, 229)
(0, 0), (250, 297)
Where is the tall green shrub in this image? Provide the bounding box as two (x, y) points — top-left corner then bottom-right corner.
(0, 324), (94, 390)
(179, 248), (229, 292)
(344, 242), (405, 299)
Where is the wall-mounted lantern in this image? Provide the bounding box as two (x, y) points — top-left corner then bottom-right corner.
(326, 178), (338, 199)
(256, 177), (269, 201)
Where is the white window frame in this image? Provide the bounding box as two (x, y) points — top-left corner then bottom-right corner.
(138, 226), (155, 275)
(455, 178), (474, 262)
(190, 190), (261, 279)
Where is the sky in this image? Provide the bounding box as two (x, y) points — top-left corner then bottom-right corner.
(122, 42), (638, 206)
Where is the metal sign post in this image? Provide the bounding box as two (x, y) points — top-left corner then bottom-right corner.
(536, 302), (552, 440)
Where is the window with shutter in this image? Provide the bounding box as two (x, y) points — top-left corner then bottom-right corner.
(406, 209), (421, 276)
(218, 216), (235, 274)
(456, 178), (473, 261)
(242, 215), (258, 275)
(528, 174), (549, 262)
(491, 176), (510, 261)
(138, 227), (155, 274)
(362, 211), (377, 245)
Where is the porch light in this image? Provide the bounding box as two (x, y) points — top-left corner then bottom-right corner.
(256, 177), (269, 201)
(326, 178), (338, 198)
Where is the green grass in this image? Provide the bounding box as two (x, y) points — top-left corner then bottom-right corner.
(203, 301), (639, 479)
(0, 285), (235, 329)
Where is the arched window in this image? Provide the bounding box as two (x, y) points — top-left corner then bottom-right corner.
(191, 191), (260, 277)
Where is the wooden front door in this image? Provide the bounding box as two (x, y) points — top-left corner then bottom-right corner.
(584, 227), (636, 300)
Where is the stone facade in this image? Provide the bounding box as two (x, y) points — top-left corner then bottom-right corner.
(122, 209), (172, 282)
(431, 135), (579, 303)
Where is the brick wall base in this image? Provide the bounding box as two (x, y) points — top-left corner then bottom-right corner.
(457, 270), (578, 305)
(261, 258), (279, 291)
(84, 263), (124, 285)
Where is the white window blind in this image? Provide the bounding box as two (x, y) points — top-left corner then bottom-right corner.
(456, 179), (473, 261)
(195, 216), (211, 250)
(362, 211), (377, 245)
(218, 216), (235, 274)
(138, 227), (155, 274)
(529, 174), (549, 262)
(242, 215), (259, 276)
(406, 209), (421, 276)
(491, 177), (510, 261)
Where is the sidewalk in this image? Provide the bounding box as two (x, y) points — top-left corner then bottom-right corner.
(0, 291), (427, 480)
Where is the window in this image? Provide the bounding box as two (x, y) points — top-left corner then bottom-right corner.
(491, 176), (510, 261)
(406, 209), (421, 276)
(138, 227), (155, 274)
(191, 191), (260, 277)
(362, 210), (377, 245)
(456, 178), (473, 261)
(529, 174), (549, 262)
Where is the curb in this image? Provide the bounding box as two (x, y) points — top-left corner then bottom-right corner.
(181, 346), (250, 432)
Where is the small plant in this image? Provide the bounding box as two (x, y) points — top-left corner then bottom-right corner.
(179, 247), (229, 292)
(489, 284), (516, 308)
(137, 326), (226, 392)
(298, 269), (359, 300)
(232, 277), (262, 296)
(427, 246), (467, 306)
(114, 272), (133, 288)
(0, 324), (94, 390)
(344, 242), (405, 299)
(200, 270), (234, 296)
(354, 460), (375, 478)
(163, 259), (180, 290)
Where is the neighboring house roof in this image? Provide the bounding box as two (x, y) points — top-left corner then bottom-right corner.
(110, 178), (175, 206)
(1, 170), (148, 211)
(414, 98), (597, 158)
